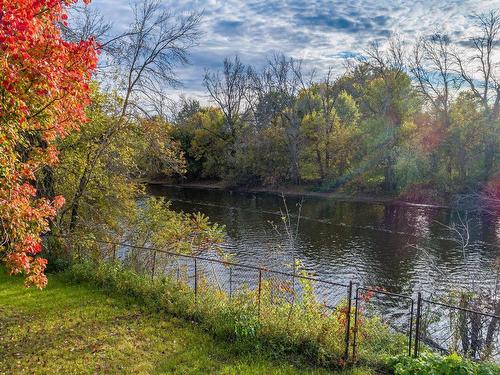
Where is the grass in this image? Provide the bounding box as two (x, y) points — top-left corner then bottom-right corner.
(0, 270), (374, 375)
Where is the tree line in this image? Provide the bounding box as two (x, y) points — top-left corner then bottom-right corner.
(169, 14), (499, 203)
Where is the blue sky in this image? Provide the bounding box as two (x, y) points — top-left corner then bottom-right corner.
(89, 0), (500, 100)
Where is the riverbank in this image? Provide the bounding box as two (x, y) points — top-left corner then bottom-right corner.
(147, 180), (449, 209)
(0, 269), (373, 375)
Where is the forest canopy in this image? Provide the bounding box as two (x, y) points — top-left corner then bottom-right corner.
(172, 26), (499, 202)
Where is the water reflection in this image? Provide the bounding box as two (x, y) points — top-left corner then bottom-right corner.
(148, 185), (499, 297)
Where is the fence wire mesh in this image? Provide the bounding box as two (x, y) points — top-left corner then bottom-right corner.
(418, 298), (500, 362)
(352, 288), (414, 359)
(229, 264), (260, 297)
(84, 238), (499, 365)
(157, 252), (192, 284)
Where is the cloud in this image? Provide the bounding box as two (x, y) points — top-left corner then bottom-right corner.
(86, 0), (500, 101)
(213, 20), (244, 35)
(297, 15), (356, 30)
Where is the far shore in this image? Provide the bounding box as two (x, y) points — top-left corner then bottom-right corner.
(145, 179), (450, 209)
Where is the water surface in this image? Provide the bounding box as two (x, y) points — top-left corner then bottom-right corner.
(148, 185), (499, 298)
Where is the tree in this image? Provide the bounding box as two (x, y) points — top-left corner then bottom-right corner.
(411, 34), (457, 129)
(188, 108), (228, 179)
(204, 56), (247, 141)
(64, 0), (201, 232)
(203, 56), (249, 176)
(358, 40), (419, 192)
(301, 81), (360, 183)
(410, 33), (459, 179)
(254, 54), (313, 184)
(0, 0), (97, 287)
(135, 116), (186, 180)
(448, 92), (485, 184)
(61, 2), (111, 45)
(52, 85), (191, 265)
(55, 87), (142, 240)
(454, 11), (500, 181)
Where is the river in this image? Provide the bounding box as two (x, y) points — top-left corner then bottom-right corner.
(148, 184), (499, 298)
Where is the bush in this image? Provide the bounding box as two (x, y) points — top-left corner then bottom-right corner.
(64, 260), (407, 369)
(388, 352), (500, 375)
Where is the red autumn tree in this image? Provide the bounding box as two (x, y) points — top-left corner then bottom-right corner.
(0, 0), (97, 288)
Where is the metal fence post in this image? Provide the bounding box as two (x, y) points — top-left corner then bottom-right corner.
(151, 250), (156, 281)
(194, 258), (198, 302)
(229, 266), (233, 301)
(344, 281), (353, 361)
(352, 288), (360, 359)
(49, 236), (500, 363)
(408, 299), (415, 356)
(258, 268), (262, 318)
(414, 292), (422, 357)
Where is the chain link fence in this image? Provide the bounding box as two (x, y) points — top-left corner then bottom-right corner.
(416, 296), (500, 361)
(83, 239), (499, 364)
(352, 288), (414, 362)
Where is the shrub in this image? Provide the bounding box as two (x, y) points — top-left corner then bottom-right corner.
(64, 259), (407, 369)
(388, 352), (500, 375)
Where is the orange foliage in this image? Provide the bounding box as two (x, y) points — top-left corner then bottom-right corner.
(0, 0), (97, 287)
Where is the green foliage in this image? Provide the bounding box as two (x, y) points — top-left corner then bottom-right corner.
(395, 143), (430, 192)
(300, 89), (361, 182)
(388, 352), (500, 375)
(64, 258), (405, 369)
(54, 86), (142, 237)
(218, 305), (262, 340)
(134, 117), (186, 179)
(52, 86), (216, 259)
(178, 107), (229, 179)
(447, 92), (489, 186)
(1, 269), (376, 375)
(172, 55), (498, 199)
(130, 197), (225, 254)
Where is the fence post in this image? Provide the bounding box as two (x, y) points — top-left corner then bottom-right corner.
(344, 281), (353, 361)
(352, 288), (360, 360)
(414, 292), (422, 357)
(194, 258), (198, 303)
(229, 266), (233, 301)
(151, 250), (156, 281)
(408, 299), (414, 356)
(258, 268), (262, 318)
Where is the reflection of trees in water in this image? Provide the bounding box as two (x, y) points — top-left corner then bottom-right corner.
(415, 193), (500, 361)
(146, 185), (498, 294)
(143, 186), (500, 359)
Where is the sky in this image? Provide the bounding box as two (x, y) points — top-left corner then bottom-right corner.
(88, 0), (500, 101)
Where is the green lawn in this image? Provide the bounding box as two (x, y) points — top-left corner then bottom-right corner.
(0, 270), (373, 375)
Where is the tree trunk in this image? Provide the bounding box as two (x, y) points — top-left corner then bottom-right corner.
(35, 138), (55, 201)
(37, 165), (56, 235)
(68, 168), (88, 231)
(315, 148), (325, 182)
(459, 295), (470, 355)
(483, 140), (496, 182)
(384, 154), (396, 193)
(484, 301), (500, 358)
(36, 165), (55, 200)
